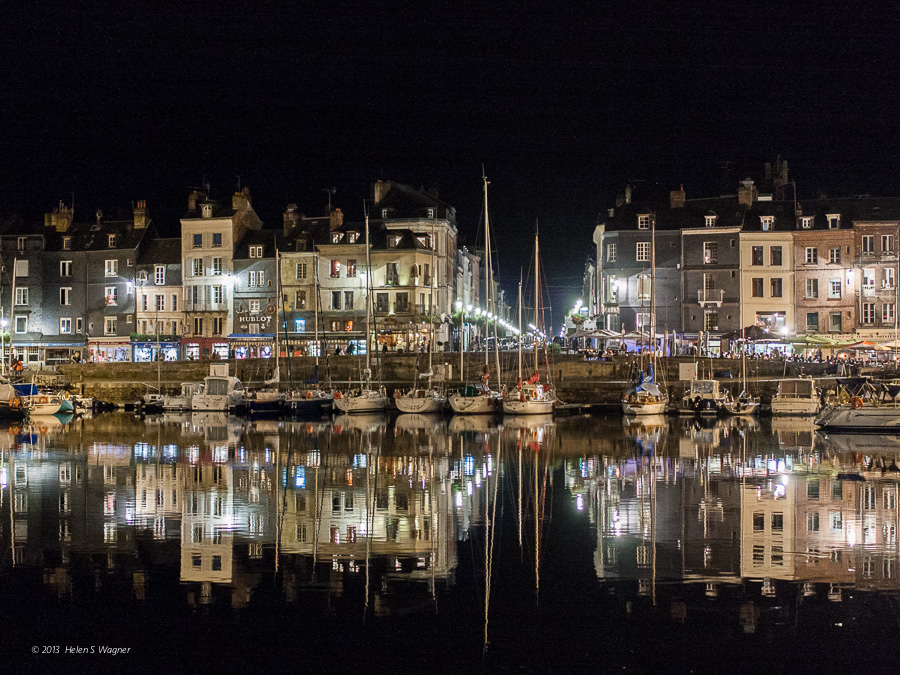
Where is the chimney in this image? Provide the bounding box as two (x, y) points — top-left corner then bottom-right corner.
(188, 190), (201, 212)
(373, 180), (391, 205)
(44, 202), (73, 232)
(737, 178), (758, 208)
(283, 203), (300, 236)
(232, 186), (251, 211)
(670, 184), (686, 208)
(625, 184), (632, 204)
(329, 207), (344, 231)
(133, 199), (149, 229)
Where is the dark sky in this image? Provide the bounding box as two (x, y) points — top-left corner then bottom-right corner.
(4, 1), (900, 326)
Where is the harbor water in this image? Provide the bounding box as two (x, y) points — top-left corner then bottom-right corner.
(0, 411), (898, 672)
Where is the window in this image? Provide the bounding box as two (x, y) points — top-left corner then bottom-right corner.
(703, 310), (718, 331)
(249, 245), (263, 258)
(141, 294), (148, 311)
(885, 488), (897, 510)
(863, 268), (876, 289)
(704, 273), (714, 291)
(829, 279), (841, 299)
(760, 216), (774, 231)
(295, 290), (307, 309)
(770, 278), (783, 297)
(829, 247), (841, 264)
(211, 257), (222, 276)
(805, 278), (818, 299)
(332, 233), (343, 244)
(15, 288), (28, 305)
(884, 303), (895, 324)
(212, 232), (222, 248)
(331, 291), (342, 310)
(76, 318), (82, 333)
(192, 233), (202, 248)
(330, 260), (341, 278)
(14, 316), (26, 334)
(807, 513), (820, 532)
(827, 214), (840, 229)
(344, 291), (354, 310)
(14, 260), (27, 277)
(149, 264), (163, 286)
(62, 236), (72, 250)
(348, 232), (359, 243)
(294, 318), (306, 333)
(770, 246), (782, 266)
(245, 299), (259, 313)
(886, 267), (896, 288)
(607, 243), (617, 262)
(345, 320), (354, 331)
(212, 317), (223, 335)
(636, 242), (650, 262)
(59, 318), (72, 334)
(637, 215), (650, 230)
(705, 215), (716, 227)
(248, 271), (256, 286)
(296, 263), (307, 280)
(376, 293), (389, 312)
(863, 302), (876, 324)
(804, 247), (817, 264)
(752, 512), (764, 532)
(883, 234), (895, 252)
(829, 312), (842, 332)
(104, 317), (117, 336)
(17, 236), (26, 251)
(171, 294), (178, 312)
(862, 235), (875, 254)
(703, 242), (717, 264)
(800, 216), (813, 229)
(60, 260), (72, 277)
(806, 312), (819, 331)
(193, 317), (203, 335)
(637, 274), (651, 300)
(155, 295), (165, 311)
(751, 246), (763, 266)
(60, 287), (71, 306)
(396, 292), (409, 312)
(347, 259), (357, 278)
(212, 285), (223, 304)
(751, 278), (763, 297)
(191, 258), (202, 277)
(105, 287), (118, 305)
(771, 513), (784, 531)
(108, 234), (116, 247)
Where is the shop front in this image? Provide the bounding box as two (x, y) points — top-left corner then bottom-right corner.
(132, 341), (181, 362)
(228, 334), (275, 359)
(10, 335), (87, 367)
(89, 337), (131, 363)
(180, 337), (229, 361)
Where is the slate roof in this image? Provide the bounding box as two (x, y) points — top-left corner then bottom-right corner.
(233, 228), (280, 260)
(137, 237), (181, 265)
(372, 181), (456, 222)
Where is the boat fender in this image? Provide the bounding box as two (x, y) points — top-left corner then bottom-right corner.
(851, 397), (864, 410)
(393, 390), (401, 399)
(334, 391), (342, 399)
(9, 397), (19, 408)
(305, 391), (313, 399)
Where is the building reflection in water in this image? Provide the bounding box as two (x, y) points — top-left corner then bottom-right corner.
(3, 409), (900, 640)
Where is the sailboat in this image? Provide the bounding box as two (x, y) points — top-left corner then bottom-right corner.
(396, 216), (446, 413)
(724, 343), (759, 415)
(450, 171), (502, 414)
(622, 213), (668, 415)
(503, 230), (556, 415)
(333, 209), (387, 413)
(285, 250), (333, 416)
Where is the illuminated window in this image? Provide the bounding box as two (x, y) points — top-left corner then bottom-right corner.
(636, 242), (650, 262)
(637, 214), (650, 229)
(331, 260), (341, 278)
(804, 247), (817, 264)
(862, 235), (874, 254)
(105, 287), (118, 306)
(347, 259), (357, 277)
(607, 243), (616, 262)
(760, 216), (774, 231)
(703, 242), (717, 264)
(15, 288), (28, 305)
(212, 232), (223, 248)
(105, 259), (118, 276)
(294, 318), (306, 333)
(60, 260), (72, 277)
(296, 263), (307, 280)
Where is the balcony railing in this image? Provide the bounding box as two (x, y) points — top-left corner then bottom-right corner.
(697, 289), (724, 306)
(862, 285), (876, 297)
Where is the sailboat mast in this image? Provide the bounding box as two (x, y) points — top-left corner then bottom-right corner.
(483, 171), (501, 381)
(274, 244), (280, 383)
(517, 275), (523, 381)
(534, 229), (539, 372)
(313, 251), (320, 376)
(650, 213), (656, 354)
(483, 174), (490, 369)
(364, 210), (372, 380)
(428, 214), (436, 384)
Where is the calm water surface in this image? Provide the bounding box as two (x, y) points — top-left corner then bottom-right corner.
(1, 411), (899, 673)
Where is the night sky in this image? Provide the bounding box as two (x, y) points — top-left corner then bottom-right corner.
(4, 1), (900, 326)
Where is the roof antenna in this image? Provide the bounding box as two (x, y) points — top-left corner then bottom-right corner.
(323, 187), (336, 212)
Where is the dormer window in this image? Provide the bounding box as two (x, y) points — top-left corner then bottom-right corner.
(348, 232), (359, 243)
(427, 208), (435, 218)
(388, 235), (402, 248)
(760, 216), (774, 232)
(381, 209), (389, 219)
(827, 214), (840, 229)
(705, 215), (717, 227)
(332, 233), (343, 244)
(62, 237), (72, 250)
(637, 215), (650, 230)
(201, 204), (213, 218)
(249, 245), (263, 259)
(108, 234), (116, 247)
(17, 237), (26, 251)
(800, 217), (814, 229)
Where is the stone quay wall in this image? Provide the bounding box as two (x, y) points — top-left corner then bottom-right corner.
(44, 354), (864, 405)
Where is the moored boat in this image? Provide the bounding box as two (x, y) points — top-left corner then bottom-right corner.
(771, 378), (821, 416)
(680, 378), (729, 415)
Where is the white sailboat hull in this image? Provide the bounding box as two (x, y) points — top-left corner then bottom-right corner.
(191, 393), (243, 412)
(502, 398), (555, 415)
(771, 398), (820, 416)
(333, 390), (387, 413)
(449, 392), (500, 414)
(622, 400), (667, 416)
(395, 393), (445, 413)
(816, 404), (900, 430)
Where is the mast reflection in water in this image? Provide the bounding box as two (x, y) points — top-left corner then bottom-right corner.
(0, 412), (898, 671)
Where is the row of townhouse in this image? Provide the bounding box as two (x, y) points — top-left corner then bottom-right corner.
(0, 181), (497, 365)
(591, 172), (900, 350)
